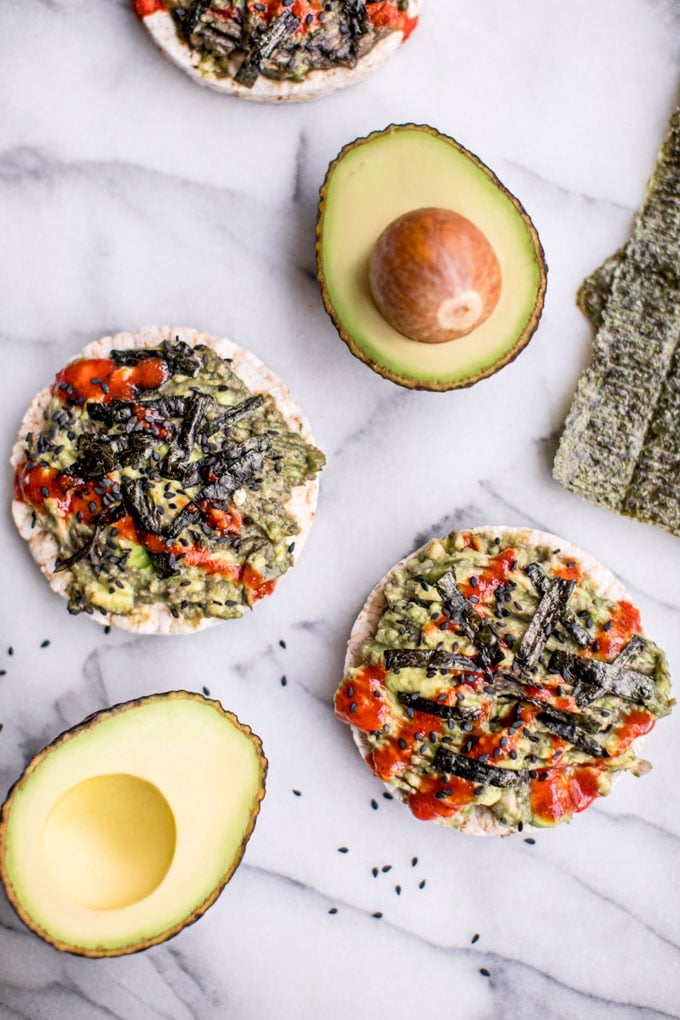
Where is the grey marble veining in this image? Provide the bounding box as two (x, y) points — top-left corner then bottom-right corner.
(1, 0), (679, 1017)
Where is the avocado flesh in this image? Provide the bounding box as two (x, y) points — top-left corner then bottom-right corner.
(0, 692), (266, 956)
(317, 125), (547, 389)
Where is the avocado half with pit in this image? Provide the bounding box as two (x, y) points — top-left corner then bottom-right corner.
(0, 692), (266, 957)
(316, 124), (547, 390)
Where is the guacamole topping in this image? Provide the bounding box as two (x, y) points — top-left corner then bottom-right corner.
(14, 338), (325, 624)
(160, 0), (417, 86)
(335, 531), (672, 829)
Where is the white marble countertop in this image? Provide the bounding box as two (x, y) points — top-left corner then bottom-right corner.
(1, 1), (679, 1017)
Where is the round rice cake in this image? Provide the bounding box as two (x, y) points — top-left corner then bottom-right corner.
(134, 0), (423, 103)
(335, 526), (673, 834)
(12, 326), (325, 635)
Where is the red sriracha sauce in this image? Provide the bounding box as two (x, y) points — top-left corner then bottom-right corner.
(54, 358), (168, 405)
(409, 775), (476, 821)
(530, 765), (603, 824)
(593, 600), (642, 659)
(334, 664), (388, 733)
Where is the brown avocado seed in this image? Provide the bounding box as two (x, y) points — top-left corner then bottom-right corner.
(368, 207), (502, 344)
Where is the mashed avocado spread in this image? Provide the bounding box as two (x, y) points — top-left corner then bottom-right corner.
(14, 338), (325, 625)
(335, 531), (672, 829)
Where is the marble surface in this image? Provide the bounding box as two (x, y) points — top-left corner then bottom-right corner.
(1, 1), (679, 1017)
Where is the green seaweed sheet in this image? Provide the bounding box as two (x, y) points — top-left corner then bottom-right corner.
(553, 107), (680, 537)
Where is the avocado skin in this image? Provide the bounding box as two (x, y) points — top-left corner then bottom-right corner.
(0, 691), (267, 958)
(316, 123), (548, 391)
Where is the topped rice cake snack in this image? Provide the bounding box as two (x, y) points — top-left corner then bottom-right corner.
(12, 326), (325, 634)
(134, 0), (422, 103)
(335, 527), (673, 833)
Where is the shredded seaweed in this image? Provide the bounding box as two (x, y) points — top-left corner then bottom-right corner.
(397, 692), (480, 722)
(436, 571), (504, 667)
(549, 636), (657, 706)
(514, 577), (575, 672)
(433, 746), (528, 788)
(384, 648), (480, 673)
(234, 9), (300, 87)
(525, 563), (591, 646)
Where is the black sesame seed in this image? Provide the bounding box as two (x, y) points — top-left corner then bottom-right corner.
(471, 933), (480, 944)
(40, 639), (51, 648)
(8, 647), (14, 656)
(371, 799), (378, 810)
(479, 968), (491, 978)
(292, 789), (301, 797)
(524, 837), (536, 845)
(372, 912), (383, 919)
(395, 885), (401, 895)
(328, 907), (338, 914)
(202, 686), (210, 696)
(381, 865), (392, 873)
(350, 702), (358, 714)
(418, 879), (426, 890)
(337, 847), (348, 854)
(383, 792), (393, 800)
(281, 676), (288, 687)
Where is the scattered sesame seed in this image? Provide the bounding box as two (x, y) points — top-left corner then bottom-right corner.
(281, 676), (287, 687)
(381, 865), (392, 873)
(411, 857), (418, 867)
(0, 670), (6, 677)
(418, 879), (426, 890)
(524, 837), (536, 845)
(471, 933), (480, 944)
(371, 799), (378, 810)
(279, 639), (286, 649)
(7, 647), (13, 656)
(202, 686), (210, 696)
(372, 912), (383, 919)
(372, 867), (379, 878)
(292, 789), (301, 797)
(479, 968), (491, 978)
(328, 907), (338, 915)
(337, 847), (349, 854)
(40, 639), (51, 648)
(383, 792), (393, 800)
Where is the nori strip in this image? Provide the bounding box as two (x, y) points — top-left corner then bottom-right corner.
(397, 692), (480, 722)
(384, 648), (480, 673)
(163, 502), (201, 540)
(554, 108), (680, 537)
(212, 395), (265, 429)
(524, 563), (591, 647)
(549, 639), (656, 706)
(535, 709), (608, 758)
(514, 577), (575, 672)
(163, 393), (211, 481)
(234, 10), (300, 88)
(86, 401), (134, 425)
(121, 477), (162, 535)
(436, 571), (504, 667)
(69, 436), (129, 479)
(343, 0), (369, 38)
(54, 526), (100, 573)
(432, 746), (528, 788)
(147, 551), (180, 579)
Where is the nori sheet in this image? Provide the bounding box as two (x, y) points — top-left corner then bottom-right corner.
(553, 107), (680, 537)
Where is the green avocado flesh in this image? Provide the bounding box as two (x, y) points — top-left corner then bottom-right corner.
(318, 125), (547, 389)
(335, 531), (672, 830)
(0, 693), (266, 956)
(14, 338), (325, 626)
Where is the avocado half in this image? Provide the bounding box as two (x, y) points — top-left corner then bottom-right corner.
(316, 124), (547, 390)
(0, 691), (266, 957)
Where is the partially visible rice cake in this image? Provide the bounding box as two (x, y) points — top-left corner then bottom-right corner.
(11, 326), (325, 635)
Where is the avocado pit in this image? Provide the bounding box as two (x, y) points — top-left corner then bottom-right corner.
(369, 207), (502, 344)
